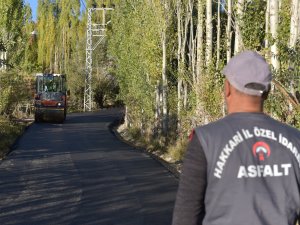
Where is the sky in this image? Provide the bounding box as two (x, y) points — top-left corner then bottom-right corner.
(25, 0), (38, 21)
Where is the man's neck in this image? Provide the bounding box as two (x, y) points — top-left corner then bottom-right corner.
(228, 108), (264, 114)
(227, 99), (264, 114)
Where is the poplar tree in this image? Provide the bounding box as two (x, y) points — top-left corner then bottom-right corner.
(22, 4), (38, 72)
(226, 0), (232, 62)
(57, 0), (80, 73)
(37, 0), (57, 71)
(234, 0), (244, 54)
(0, 0), (26, 67)
(270, 0), (280, 71)
(205, 0), (213, 64)
(289, 0), (299, 48)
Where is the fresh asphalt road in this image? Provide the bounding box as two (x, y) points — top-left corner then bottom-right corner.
(0, 109), (179, 225)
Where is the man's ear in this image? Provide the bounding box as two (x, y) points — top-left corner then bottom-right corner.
(225, 79), (231, 98)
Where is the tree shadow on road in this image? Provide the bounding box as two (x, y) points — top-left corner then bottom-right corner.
(0, 109), (178, 225)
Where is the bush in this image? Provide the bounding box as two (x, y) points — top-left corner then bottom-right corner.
(94, 75), (120, 108)
(0, 116), (24, 159)
(166, 138), (189, 162)
(0, 70), (31, 117)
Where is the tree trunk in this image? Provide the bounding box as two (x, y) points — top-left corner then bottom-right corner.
(196, 0), (204, 82)
(54, 45), (59, 73)
(183, 81), (188, 109)
(288, 0), (299, 111)
(195, 0), (205, 119)
(124, 106), (129, 128)
(162, 28), (168, 135)
(178, 1), (191, 127)
(182, 5), (190, 64)
(270, 0), (280, 71)
(226, 0), (232, 62)
(177, 0), (182, 131)
(206, 0), (213, 65)
(265, 0), (270, 57)
(216, 0), (221, 68)
(189, 0), (196, 84)
(298, 1), (300, 38)
(234, 0), (244, 54)
(289, 0), (299, 48)
(155, 80), (161, 125)
(177, 78), (182, 129)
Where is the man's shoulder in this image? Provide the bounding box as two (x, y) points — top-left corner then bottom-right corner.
(194, 113), (300, 137)
(194, 116), (229, 135)
(271, 118), (300, 136)
(259, 113), (300, 135)
(195, 114), (237, 129)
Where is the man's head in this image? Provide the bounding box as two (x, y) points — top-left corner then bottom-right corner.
(222, 50), (272, 114)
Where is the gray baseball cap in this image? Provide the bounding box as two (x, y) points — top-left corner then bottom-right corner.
(222, 50), (272, 96)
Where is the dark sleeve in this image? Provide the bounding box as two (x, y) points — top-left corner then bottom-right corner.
(172, 133), (207, 225)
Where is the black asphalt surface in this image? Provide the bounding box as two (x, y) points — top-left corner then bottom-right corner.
(0, 109), (178, 225)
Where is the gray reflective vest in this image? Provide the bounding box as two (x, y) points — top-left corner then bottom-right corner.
(195, 113), (300, 225)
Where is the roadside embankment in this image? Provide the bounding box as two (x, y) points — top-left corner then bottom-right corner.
(110, 119), (182, 178)
(0, 116), (32, 160)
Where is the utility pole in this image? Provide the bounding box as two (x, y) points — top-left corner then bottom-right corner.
(84, 5), (114, 112)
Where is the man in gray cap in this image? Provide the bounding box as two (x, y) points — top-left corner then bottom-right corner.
(172, 50), (300, 225)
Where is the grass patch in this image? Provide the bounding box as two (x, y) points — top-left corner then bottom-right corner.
(0, 116), (27, 159)
(165, 138), (188, 163)
(117, 122), (189, 164)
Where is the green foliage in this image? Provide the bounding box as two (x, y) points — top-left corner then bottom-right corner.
(0, 116), (25, 159)
(265, 42), (300, 128)
(108, 0), (163, 128)
(277, 0), (291, 47)
(241, 0), (266, 50)
(166, 138), (188, 162)
(66, 55), (86, 112)
(200, 70), (224, 121)
(0, 0), (299, 163)
(265, 1), (300, 130)
(265, 86), (300, 128)
(94, 75), (120, 108)
(0, 71), (31, 116)
(108, 0), (300, 162)
(36, 0), (105, 111)
(22, 5), (39, 72)
(0, 0), (27, 67)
